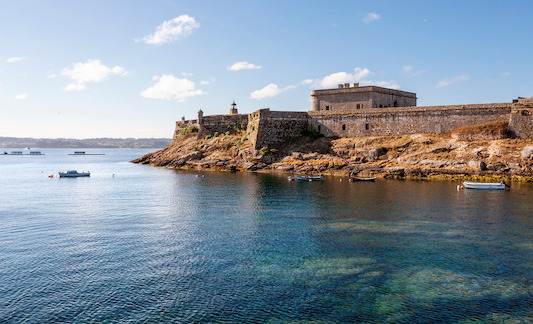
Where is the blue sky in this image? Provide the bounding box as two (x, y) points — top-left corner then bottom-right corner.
(1, 0), (532, 138)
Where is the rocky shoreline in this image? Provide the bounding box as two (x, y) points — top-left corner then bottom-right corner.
(132, 122), (533, 182)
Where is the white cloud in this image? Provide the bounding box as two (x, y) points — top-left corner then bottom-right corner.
(142, 15), (200, 45)
(6, 57), (23, 63)
(15, 93), (28, 100)
(140, 74), (206, 101)
(435, 74), (469, 88)
(303, 68), (402, 90)
(402, 65), (426, 76)
(372, 80), (400, 89)
(363, 12), (380, 24)
(200, 80), (210, 85)
(501, 72), (511, 77)
(61, 59), (128, 91)
(316, 68), (371, 88)
(250, 83), (294, 100)
(227, 61), (262, 71)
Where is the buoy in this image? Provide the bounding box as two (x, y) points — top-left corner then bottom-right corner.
(48, 174), (54, 178)
(196, 174), (200, 178)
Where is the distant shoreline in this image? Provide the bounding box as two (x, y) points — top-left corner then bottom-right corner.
(0, 137), (171, 149)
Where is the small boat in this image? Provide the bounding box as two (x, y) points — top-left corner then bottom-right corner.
(349, 171), (376, 182)
(68, 151), (105, 155)
(350, 176), (376, 181)
(295, 175), (323, 181)
(462, 181), (507, 190)
(58, 170), (90, 178)
(29, 151), (44, 155)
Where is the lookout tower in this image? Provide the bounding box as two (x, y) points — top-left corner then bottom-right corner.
(229, 101), (238, 115)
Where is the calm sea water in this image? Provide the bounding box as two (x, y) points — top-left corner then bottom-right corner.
(1, 149), (532, 323)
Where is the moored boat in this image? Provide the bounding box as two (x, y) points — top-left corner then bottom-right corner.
(350, 176), (377, 182)
(462, 181), (507, 190)
(349, 171), (376, 182)
(295, 175), (323, 181)
(58, 170), (90, 178)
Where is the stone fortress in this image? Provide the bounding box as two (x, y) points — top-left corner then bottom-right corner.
(176, 83), (533, 149)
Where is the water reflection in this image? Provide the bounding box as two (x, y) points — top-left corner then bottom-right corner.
(1, 154), (533, 322)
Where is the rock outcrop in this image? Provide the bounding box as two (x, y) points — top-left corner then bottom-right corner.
(132, 126), (533, 182)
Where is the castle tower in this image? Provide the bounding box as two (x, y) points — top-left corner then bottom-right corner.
(229, 101), (238, 115)
(198, 109), (203, 124)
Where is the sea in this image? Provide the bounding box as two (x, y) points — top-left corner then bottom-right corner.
(1, 148), (532, 323)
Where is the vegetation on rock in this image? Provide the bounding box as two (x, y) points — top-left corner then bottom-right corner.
(132, 122), (533, 182)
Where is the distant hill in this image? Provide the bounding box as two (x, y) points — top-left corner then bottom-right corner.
(0, 137), (171, 149)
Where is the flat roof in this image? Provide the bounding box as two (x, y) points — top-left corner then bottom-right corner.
(311, 85), (417, 98)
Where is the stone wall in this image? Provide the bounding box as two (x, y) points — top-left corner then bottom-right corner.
(509, 97), (533, 139)
(198, 114), (249, 138)
(173, 120), (199, 143)
(311, 85), (417, 112)
(250, 109), (310, 149)
(309, 103), (512, 137)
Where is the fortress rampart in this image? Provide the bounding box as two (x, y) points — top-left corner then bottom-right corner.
(174, 86), (533, 149)
(309, 103), (512, 138)
(509, 97), (533, 139)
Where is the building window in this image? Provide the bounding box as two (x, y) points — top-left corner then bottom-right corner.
(325, 105), (330, 110)
(365, 123), (370, 130)
(342, 124), (346, 131)
(317, 125), (321, 132)
(379, 105), (383, 108)
(356, 104), (360, 109)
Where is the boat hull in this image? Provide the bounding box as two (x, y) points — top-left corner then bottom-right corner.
(295, 175), (323, 181)
(462, 181), (505, 190)
(350, 177), (376, 181)
(58, 171), (90, 178)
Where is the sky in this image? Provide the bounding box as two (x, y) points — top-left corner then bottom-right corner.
(1, 0), (532, 139)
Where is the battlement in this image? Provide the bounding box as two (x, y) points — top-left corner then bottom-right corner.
(172, 87), (533, 150)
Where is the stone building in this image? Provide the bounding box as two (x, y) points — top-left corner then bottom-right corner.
(311, 83), (417, 112)
(175, 85), (532, 149)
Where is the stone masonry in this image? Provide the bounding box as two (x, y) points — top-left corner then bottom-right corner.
(175, 86), (532, 149)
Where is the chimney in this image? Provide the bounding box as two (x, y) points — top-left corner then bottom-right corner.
(338, 84), (344, 88)
(344, 83), (350, 88)
(354, 83), (359, 87)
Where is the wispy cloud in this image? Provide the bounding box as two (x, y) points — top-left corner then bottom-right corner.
(250, 83), (294, 100)
(61, 59), (128, 91)
(302, 68), (400, 90)
(303, 68), (370, 89)
(363, 12), (380, 24)
(5, 57), (23, 63)
(140, 74), (206, 101)
(15, 93), (28, 100)
(373, 80), (400, 89)
(435, 74), (469, 88)
(501, 72), (511, 77)
(402, 65), (426, 76)
(141, 15), (200, 45)
(227, 61), (262, 71)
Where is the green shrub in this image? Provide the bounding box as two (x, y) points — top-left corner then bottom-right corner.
(214, 132), (219, 137)
(180, 125), (198, 135)
(301, 124), (323, 140)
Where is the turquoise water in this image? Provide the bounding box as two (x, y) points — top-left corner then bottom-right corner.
(1, 149), (532, 322)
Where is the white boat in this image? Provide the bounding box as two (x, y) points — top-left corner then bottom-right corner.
(462, 181), (507, 190)
(58, 170), (90, 178)
(296, 175), (323, 181)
